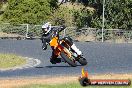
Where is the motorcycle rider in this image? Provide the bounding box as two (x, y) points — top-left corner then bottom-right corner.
(41, 22), (82, 64)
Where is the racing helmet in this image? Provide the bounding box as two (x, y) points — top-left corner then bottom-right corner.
(42, 22), (51, 34)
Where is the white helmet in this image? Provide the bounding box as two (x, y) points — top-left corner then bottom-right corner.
(42, 22), (51, 34)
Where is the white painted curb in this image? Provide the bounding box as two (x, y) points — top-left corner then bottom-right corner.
(0, 57), (41, 71)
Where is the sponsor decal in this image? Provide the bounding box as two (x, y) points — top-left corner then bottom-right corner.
(79, 68), (131, 86)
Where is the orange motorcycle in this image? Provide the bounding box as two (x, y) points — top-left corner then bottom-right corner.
(49, 34), (87, 67)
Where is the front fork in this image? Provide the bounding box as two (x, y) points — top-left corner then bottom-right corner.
(71, 43), (82, 56)
(71, 49), (84, 61)
(60, 41), (82, 61)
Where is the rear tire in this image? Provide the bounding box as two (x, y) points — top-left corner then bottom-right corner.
(78, 57), (87, 66)
(60, 51), (77, 67)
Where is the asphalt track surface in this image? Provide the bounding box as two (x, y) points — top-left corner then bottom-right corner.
(0, 40), (132, 78)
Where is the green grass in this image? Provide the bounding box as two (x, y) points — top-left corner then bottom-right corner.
(0, 53), (26, 68)
(20, 82), (131, 88)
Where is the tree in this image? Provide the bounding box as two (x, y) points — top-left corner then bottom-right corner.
(0, 0), (6, 9)
(105, 0), (132, 30)
(2, 0), (52, 24)
(50, 5), (75, 26)
(69, 0), (132, 30)
(73, 8), (94, 28)
(49, 0), (58, 9)
(0, 2), (2, 9)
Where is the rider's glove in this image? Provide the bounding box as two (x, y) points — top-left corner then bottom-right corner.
(60, 25), (66, 30)
(42, 44), (47, 50)
(42, 46), (47, 50)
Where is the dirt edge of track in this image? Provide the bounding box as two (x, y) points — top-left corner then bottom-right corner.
(0, 73), (132, 88)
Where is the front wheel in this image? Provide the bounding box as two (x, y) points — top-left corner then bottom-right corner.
(60, 51), (77, 67)
(78, 57), (87, 66)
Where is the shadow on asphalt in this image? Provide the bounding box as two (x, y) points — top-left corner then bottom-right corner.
(35, 64), (83, 68)
(35, 66), (44, 68)
(45, 65), (83, 68)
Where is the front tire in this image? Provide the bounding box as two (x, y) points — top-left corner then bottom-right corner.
(60, 51), (77, 67)
(78, 57), (87, 66)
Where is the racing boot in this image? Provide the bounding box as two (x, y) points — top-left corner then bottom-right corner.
(54, 58), (61, 63)
(50, 58), (56, 64)
(50, 57), (61, 64)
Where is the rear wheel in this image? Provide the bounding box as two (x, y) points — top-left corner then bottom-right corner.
(78, 57), (87, 66)
(60, 51), (77, 67)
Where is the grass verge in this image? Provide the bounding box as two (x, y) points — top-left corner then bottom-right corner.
(19, 82), (132, 88)
(0, 53), (26, 68)
(0, 74), (132, 88)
